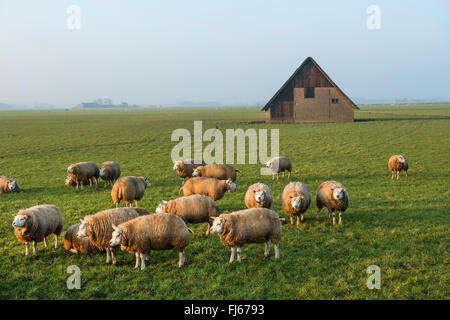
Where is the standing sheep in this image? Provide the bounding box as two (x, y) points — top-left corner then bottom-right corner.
(244, 183), (273, 209)
(109, 213), (193, 270)
(67, 162), (100, 189)
(12, 204), (63, 256)
(64, 223), (102, 254)
(316, 180), (349, 225)
(209, 208), (283, 263)
(180, 177), (236, 201)
(173, 159), (206, 184)
(266, 157), (292, 180)
(77, 207), (150, 264)
(192, 164), (240, 182)
(100, 161), (121, 187)
(111, 176), (152, 208)
(388, 155), (409, 180)
(0, 176), (21, 194)
(282, 182), (312, 225)
(156, 194), (220, 234)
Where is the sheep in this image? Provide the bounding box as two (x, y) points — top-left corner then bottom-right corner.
(67, 162), (100, 189)
(111, 176), (152, 208)
(179, 177), (236, 201)
(156, 194), (220, 235)
(316, 180), (349, 225)
(281, 182), (312, 225)
(64, 223), (102, 254)
(388, 155), (409, 180)
(266, 157), (292, 180)
(109, 213), (193, 270)
(65, 175), (89, 187)
(244, 183), (273, 209)
(0, 176), (21, 194)
(77, 207), (150, 264)
(12, 204), (63, 256)
(100, 161), (121, 187)
(192, 164), (240, 182)
(173, 159), (206, 184)
(209, 208), (282, 263)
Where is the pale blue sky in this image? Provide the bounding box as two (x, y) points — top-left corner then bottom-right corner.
(0, 0), (449, 106)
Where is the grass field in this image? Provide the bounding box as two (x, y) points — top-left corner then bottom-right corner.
(0, 104), (448, 299)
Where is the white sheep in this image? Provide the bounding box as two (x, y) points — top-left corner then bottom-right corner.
(266, 157), (292, 180)
(282, 182), (312, 225)
(180, 177), (237, 201)
(316, 180), (349, 225)
(244, 183), (273, 209)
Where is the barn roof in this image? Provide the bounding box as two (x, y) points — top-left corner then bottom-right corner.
(261, 57), (359, 111)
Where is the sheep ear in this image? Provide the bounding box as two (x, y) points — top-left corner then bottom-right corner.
(80, 218), (84, 223)
(11, 214), (16, 217)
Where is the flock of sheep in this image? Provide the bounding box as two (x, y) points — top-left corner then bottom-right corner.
(6, 154), (409, 270)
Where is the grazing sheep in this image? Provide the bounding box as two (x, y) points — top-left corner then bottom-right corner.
(156, 194), (220, 234)
(100, 161), (121, 187)
(192, 164), (240, 182)
(173, 159), (206, 184)
(65, 175), (89, 187)
(266, 157), (292, 180)
(179, 177), (236, 201)
(12, 204), (63, 256)
(111, 176), (152, 208)
(316, 180), (349, 225)
(282, 182), (312, 225)
(388, 155), (409, 180)
(64, 223), (102, 254)
(0, 176), (21, 194)
(244, 183), (273, 209)
(109, 213), (193, 270)
(77, 207), (150, 264)
(209, 208), (282, 263)
(67, 162), (100, 189)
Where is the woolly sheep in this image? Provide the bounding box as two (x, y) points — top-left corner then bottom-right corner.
(111, 176), (152, 208)
(156, 194), (220, 234)
(179, 177), (236, 201)
(210, 208), (283, 263)
(67, 162), (100, 189)
(173, 159), (206, 184)
(77, 207), (150, 264)
(100, 161), (121, 187)
(12, 204), (63, 256)
(316, 180), (349, 225)
(244, 183), (273, 209)
(65, 175), (89, 187)
(64, 223), (102, 254)
(388, 155), (409, 180)
(192, 164), (240, 182)
(109, 213), (193, 270)
(0, 176), (21, 194)
(282, 182), (312, 225)
(266, 157), (292, 180)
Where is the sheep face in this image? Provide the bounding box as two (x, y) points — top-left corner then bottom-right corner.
(192, 167), (202, 177)
(210, 217), (226, 234)
(12, 214), (28, 227)
(8, 180), (19, 192)
(77, 219), (89, 238)
(155, 201), (168, 214)
(398, 156), (406, 163)
(290, 195), (302, 209)
(65, 176), (74, 185)
(226, 180), (237, 192)
(254, 189), (265, 203)
(143, 177), (152, 188)
(266, 159), (279, 172)
(109, 224), (122, 247)
(173, 161), (182, 171)
(332, 188), (345, 201)
(99, 168), (107, 177)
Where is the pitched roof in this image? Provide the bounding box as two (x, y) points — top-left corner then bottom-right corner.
(261, 57), (359, 111)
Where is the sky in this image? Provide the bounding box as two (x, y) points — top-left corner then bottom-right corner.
(0, 0), (449, 107)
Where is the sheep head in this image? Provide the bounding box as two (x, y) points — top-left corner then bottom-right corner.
(12, 214), (28, 227)
(192, 167), (203, 177)
(225, 179), (237, 192)
(253, 189), (265, 203)
(209, 217), (226, 234)
(109, 224), (123, 247)
(289, 195), (303, 209)
(99, 168), (107, 177)
(331, 187), (346, 201)
(77, 219), (89, 238)
(173, 161), (183, 171)
(156, 200), (168, 213)
(8, 180), (19, 192)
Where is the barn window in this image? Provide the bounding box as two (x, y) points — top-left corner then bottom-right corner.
(304, 87), (315, 98)
(332, 98), (339, 104)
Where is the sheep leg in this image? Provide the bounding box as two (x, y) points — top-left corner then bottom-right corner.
(332, 212), (336, 225)
(135, 253), (140, 269)
(237, 247), (242, 262)
(140, 253), (146, 270)
(178, 250), (185, 268)
(301, 214), (304, 222)
(206, 223), (211, 235)
(264, 240), (271, 257)
(43, 237), (48, 247)
(282, 171), (285, 177)
(274, 243), (280, 259)
(32, 241), (37, 255)
(25, 242), (29, 256)
(288, 171), (291, 178)
(391, 171), (394, 180)
(338, 212), (342, 225)
(135, 200), (139, 208)
(95, 177), (98, 188)
(276, 173), (279, 180)
(115, 202), (119, 208)
(397, 171), (400, 180)
(272, 173), (275, 180)
(106, 248), (111, 264)
(297, 216), (300, 225)
(290, 216), (294, 225)
(54, 234), (58, 249)
(111, 248), (117, 265)
(229, 247), (236, 263)
(80, 181), (84, 190)
(405, 170), (408, 178)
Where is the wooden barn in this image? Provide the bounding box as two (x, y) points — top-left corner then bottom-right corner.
(262, 57), (359, 123)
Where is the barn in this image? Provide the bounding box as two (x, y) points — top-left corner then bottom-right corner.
(262, 57), (359, 123)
